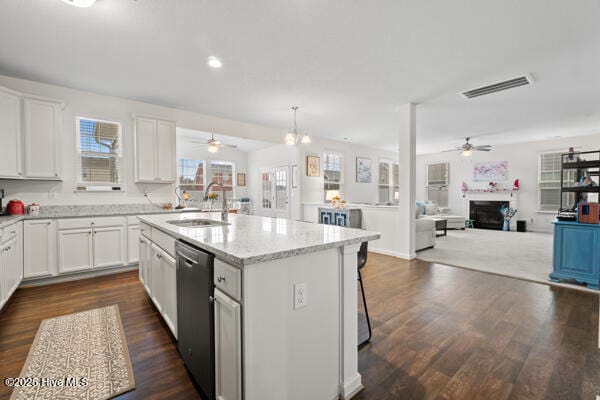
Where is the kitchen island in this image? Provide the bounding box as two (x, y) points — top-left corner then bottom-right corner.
(137, 212), (380, 400)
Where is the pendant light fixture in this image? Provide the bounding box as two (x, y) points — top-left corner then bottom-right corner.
(285, 106), (310, 146)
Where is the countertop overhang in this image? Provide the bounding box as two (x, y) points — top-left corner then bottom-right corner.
(138, 212), (381, 266)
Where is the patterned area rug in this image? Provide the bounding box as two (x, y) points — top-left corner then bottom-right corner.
(10, 305), (135, 400)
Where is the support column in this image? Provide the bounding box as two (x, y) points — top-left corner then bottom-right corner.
(339, 243), (362, 399)
(397, 103), (416, 259)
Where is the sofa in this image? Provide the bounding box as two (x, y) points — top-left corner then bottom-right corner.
(415, 218), (436, 251)
(416, 201), (467, 230)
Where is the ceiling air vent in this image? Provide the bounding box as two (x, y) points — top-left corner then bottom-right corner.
(461, 75), (533, 99)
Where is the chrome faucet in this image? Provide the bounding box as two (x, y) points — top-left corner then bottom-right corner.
(203, 181), (229, 223)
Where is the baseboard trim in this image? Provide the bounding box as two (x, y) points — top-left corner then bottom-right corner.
(20, 264), (139, 287)
(340, 372), (363, 399)
(369, 248), (416, 260)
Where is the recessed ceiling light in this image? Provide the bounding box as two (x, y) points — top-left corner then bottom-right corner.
(61, 0), (97, 7)
(207, 56), (223, 69)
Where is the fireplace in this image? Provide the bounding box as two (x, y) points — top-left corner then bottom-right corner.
(469, 200), (509, 230)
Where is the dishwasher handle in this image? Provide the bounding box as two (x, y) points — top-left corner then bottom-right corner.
(177, 252), (198, 267)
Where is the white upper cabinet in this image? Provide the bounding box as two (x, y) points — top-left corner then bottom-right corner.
(156, 119), (176, 182)
(23, 97), (62, 179)
(0, 86), (22, 178)
(134, 116), (176, 183)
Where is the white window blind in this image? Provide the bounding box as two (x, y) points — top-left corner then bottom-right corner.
(426, 163), (449, 207)
(427, 163), (449, 186)
(178, 159), (204, 191)
(323, 151), (344, 201)
(209, 161), (234, 199)
(539, 152), (574, 211)
(77, 117), (122, 187)
(378, 160), (399, 204)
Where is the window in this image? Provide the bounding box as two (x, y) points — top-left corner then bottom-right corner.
(378, 160), (399, 204)
(426, 163), (449, 207)
(322, 151), (344, 202)
(209, 161), (234, 200)
(77, 117), (122, 188)
(539, 152), (575, 211)
(177, 159), (235, 199)
(178, 159), (204, 191)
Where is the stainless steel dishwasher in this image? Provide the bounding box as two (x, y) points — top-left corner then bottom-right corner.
(175, 240), (215, 400)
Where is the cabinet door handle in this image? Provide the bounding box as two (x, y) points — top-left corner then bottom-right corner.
(209, 296), (215, 303)
(217, 275), (226, 283)
(139, 239), (144, 244)
(156, 253), (162, 259)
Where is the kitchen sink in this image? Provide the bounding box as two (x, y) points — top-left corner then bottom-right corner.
(166, 218), (230, 228)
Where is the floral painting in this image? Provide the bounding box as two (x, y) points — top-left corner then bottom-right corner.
(473, 161), (508, 181)
(356, 157), (372, 183)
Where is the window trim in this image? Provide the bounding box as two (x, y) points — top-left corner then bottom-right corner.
(75, 115), (124, 190)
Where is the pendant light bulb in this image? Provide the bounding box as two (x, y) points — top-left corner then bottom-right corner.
(301, 133), (311, 144)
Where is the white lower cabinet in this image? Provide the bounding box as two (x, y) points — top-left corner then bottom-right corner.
(138, 235), (152, 294)
(0, 222), (23, 311)
(24, 220), (55, 279)
(149, 243), (177, 338)
(127, 225), (140, 264)
(214, 288), (242, 400)
(93, 226), (126, 268)
(58, 228), (93, 273)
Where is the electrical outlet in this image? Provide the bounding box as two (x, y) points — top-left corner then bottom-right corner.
(294, 283), (307, 309)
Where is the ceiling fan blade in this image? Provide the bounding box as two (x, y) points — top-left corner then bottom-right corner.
(474, 148), (492, 151)
(221, 143), (238, 148)
(190, 140), (208, 144)
(441, 148), (462, 152)
(473, 145), (492, 150)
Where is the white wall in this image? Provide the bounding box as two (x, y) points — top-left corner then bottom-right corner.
(0, 74), (282, 206)
(298, 137), (399, 205)
(416, 133), (600, 233)
(176, 133), (250, 200)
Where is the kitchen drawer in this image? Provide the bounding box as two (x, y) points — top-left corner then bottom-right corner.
(214, 259), (241, 301)
(0, 222), (19, 245)
(152, 227), (175, 258)
(139, 222), (152, 239)
(57, 216), (125, 230)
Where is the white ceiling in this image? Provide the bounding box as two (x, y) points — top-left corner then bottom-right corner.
(177, 127), (274, 152)
(1, 0), (599, 154)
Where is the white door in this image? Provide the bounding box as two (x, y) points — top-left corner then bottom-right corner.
(259, 166), (290, 218)
(134, 117), (157, 182)
(156, 120), (176, 182)
(0, 87), (22, 178)
(23, 98), (61, 179)
(214, 289), (242, 400)
(57, 228), (93, 273)
(127, 225), (140, 264)
(160, 249), (177, 338)
(93, 226), (126, 268)
(273, 166), (290, 218)
(150, 244), (164, 312)
(24, 220), (55, 279)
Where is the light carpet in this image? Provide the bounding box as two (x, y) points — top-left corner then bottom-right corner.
(418, 228), (554, 285)
(10, 304), (135, 400)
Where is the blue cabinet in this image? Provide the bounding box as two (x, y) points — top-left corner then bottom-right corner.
(549, 220), (600, 289)
(318, 208), (362, 229)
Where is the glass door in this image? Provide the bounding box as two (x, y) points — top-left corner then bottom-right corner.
(259, 166), (290, 218)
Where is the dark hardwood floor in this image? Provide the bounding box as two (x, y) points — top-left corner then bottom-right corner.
(1, 254), (598, 400)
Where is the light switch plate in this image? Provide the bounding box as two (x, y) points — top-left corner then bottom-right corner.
(294, 283), (307, 309)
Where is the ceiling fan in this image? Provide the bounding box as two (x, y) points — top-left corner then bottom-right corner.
(443, 137), (492, 156)
(191, 133), (237, 153)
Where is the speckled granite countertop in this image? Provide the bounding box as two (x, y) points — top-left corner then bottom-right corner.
(0, 204), (208, 229)
(138, 212), (380, 266)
